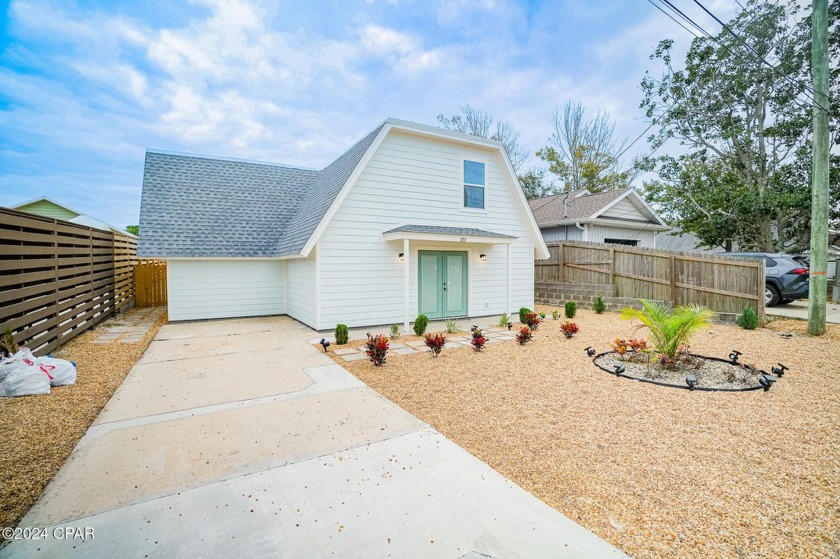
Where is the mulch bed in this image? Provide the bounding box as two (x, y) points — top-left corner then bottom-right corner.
(329, 307), (840, 558)
(0, 309), (167, 533)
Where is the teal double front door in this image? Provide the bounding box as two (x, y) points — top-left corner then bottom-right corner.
(418, 251), (468, 319)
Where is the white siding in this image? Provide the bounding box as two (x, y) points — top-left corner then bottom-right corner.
(588, 225), (656, 248)
(541, 225), (582, 243)
(317, 130), (536, 329)
(600, 197), (649, 221)
(286, 252), (317, 328)
(167, 260), (285, 321)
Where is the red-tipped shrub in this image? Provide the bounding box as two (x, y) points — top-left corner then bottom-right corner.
(471, 329), (486, 351)
(516, 326), (532, 345)
(424, 333), (447, 356)
(365, 334), (389, 366)
(561, 321), (580, 338)
(524, 312), (541, 330)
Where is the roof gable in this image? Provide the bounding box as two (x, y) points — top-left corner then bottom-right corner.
(529, 188), (665, 227)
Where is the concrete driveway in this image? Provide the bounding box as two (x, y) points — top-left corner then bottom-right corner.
(2, 316), (624, 558)
(766, 300), (840, 323)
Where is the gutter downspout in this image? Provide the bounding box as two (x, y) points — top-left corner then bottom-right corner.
(575, 221), (587, 242)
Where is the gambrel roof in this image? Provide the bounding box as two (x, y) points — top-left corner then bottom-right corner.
(139, 118), (549, 259)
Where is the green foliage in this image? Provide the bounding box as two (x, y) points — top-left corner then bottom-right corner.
(620, 300), (714, 361)
(639, 1), (840, 251)
(125, 225), (139, 235)
(593, 295), (606, 314)
(413, 314), (429, 336)
(737, 307), (760, 330)
(445, 319), (458, 334)
(390, 324), (401, 339)
(519, 307), (532, 324)
(551, 310), (559, 320)
(564, 301), (576, 319)
(1, 327), (19, 356)
(518, 167), (558, 200)
(334, 324), (349, 345)
(498, 312), (509, 327)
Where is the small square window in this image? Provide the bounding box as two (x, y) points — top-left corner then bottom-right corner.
(463, 160), (485, 209)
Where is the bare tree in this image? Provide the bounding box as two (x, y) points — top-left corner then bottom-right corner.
(537, 100), (633, 192)
(437, 105), (529, 172)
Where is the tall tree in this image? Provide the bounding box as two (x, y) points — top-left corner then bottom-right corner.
(640, 0), (839, 253)
(536, 100), (634, 193)
(518, 167), (558, 200)
(437, 105), (529, 172)
(125, 225), (139, 235)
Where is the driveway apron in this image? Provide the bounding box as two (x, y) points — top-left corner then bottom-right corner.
(1, 316), (625, 558)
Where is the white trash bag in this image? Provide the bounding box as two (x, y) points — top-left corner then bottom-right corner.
(35, 356), (77, 387)
(0, 351), (51, 397)
(0, 348), (36, 384)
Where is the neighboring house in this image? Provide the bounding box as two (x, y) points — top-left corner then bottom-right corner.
(138, 118), (549, 330)
(11, 196), (133, 236)
(654, 231), (727, 254)
(528, 188), (669, 248)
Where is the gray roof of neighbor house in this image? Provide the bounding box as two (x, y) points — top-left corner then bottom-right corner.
(528, 189), (628, 225)
(383, 225), (515, 238)
(138, 124), (384, 258)
(655, 231), (726, 254)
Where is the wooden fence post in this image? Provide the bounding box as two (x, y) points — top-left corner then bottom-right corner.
(757, 259), (765, 324)
(608, 246), (615, 286)
(558, 242), (564, 283)
(670, 255), (677, 304)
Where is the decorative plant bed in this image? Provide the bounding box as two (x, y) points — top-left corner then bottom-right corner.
(593, 351), (781, 392)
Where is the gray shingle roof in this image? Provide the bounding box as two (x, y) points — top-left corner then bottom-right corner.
(138, 153), (318, 258)
(528, 189), (628, 225)
(384, 225), (515, 238)
(138, 125), (383, 258)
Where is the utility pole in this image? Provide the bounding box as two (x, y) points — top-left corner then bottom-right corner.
(808, 0), (829, 336)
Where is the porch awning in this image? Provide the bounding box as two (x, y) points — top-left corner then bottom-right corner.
(382, 224), (516, 244)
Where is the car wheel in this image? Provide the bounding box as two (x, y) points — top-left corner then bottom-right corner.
(765, 284), (781, 307)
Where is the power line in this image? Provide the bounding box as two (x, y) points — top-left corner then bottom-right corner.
(645, 0), (701, 37)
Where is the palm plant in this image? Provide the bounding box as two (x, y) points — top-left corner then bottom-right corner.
(620, 300), (714, 361)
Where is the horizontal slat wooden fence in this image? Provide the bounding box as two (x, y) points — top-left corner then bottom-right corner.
(135, 260), (167, 307)
(0, 207), (138, 355)
(536, 241), (764, 321)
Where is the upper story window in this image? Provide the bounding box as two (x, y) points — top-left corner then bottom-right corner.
(463, 160), (485, 209)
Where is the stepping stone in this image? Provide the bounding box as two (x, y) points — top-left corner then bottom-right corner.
(389, 343), (406, 349)
(497, 335), (516, 341)
(341, 353), (368, 362)
(394, 348), (417, 355)
(448, 336), (469, 342)
(333, 348), (358, 356)
(443, 342), (466, 349)
(485, 339), (501, 344)
(406, 341), (427, 348)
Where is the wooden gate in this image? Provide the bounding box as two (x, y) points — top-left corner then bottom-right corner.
(135, 260), (167, 307)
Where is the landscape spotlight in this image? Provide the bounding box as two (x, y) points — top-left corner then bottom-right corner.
(771, 363), (788, 378)
(585, 346), (596, 357)
(613, 364), (625, 375)
(685, 373), (698, 390)
(758, 373), (776, 391)
(471, 325), (479, 332)
(319, 338), (331, 352)
(728, 350), (742, 364)
(507, 321), (513, 330)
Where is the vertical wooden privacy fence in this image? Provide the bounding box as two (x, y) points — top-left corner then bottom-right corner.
(0, 207), (138, 355)
(135, 260), (167, 307)
(535, 241), (765, 320)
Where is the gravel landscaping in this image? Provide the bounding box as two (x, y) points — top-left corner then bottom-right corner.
(329, 307), (840, 558)
(0, 308), (166, 533)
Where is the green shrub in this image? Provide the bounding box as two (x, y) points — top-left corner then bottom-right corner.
(390, 324), (401, 339)
(621, 299), (714, 361)
(413, 314), (429, 336)
(519, 307), (532, 324)
(564, 301), (577, 319)
(445, 319), (458, 334)
(593, 294), (606, 314)
(551, 310), (559, 320)
(335, 324), (349, 345)
(498, 312), (509, 327)
(737, 307), (760, 330)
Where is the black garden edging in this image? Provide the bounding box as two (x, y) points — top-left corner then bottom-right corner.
(592, 351), (770, 392)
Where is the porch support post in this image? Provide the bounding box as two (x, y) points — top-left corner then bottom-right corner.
(506, 243), (512, 317)
(403, 238), (410, 334)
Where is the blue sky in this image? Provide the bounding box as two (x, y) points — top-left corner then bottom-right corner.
(0, 0), (738, 229)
